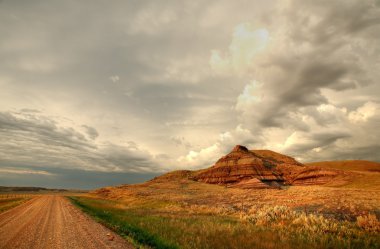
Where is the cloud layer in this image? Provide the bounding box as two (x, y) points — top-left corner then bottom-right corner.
(181, 0), (380, 166)
(0, 0), (379, 188)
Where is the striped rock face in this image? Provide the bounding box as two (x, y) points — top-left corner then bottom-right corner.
(194, 145), (343, 189)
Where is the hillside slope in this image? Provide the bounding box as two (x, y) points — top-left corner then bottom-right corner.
(306, 160), (380, 172)
(306, 160), (380, 190)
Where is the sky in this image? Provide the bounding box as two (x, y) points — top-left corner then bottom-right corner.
(0, 0), (379, 189)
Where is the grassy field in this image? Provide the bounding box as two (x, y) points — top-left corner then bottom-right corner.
(69, 195), (380, 249)
(72, 160), (380, 249)
(0, 191), (87, 214)
(306, 160), (380, 172)
(306, 161), (380, 190)
(0, 194), (33, 213)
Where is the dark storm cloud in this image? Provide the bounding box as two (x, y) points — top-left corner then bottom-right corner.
(1, 0), (276, 184)
(302, 143), (380, 163)
(0, 111), (158, 174)
(0, 166), (158, 190)
(82, 125), (99, 140)
(0, 111), (91, 150)
(0, 0), (246, 147)
(246, 0), (380, 128)
(258, 62), (348, 127)
(283, 131), (351, 155)
(185, 0), (380, 165)
(294, 0), (380, 41)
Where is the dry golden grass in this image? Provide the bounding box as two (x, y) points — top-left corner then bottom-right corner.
(71, 195), (380, 249)
(306, 160), (380, 190)
(0, 195), (32, 213)
(93, 177), (380, 220)
(0, 191), (86, 213)
(357, 214), (380, 233)
(306, 160), (380, 172)
(83, 160), (380, 248)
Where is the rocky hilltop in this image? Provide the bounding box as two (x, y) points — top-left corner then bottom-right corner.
(192, 145), (344, 189)
(146, 145), (348, 189)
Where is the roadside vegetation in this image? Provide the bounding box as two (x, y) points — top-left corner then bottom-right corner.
(0, 191), (85, 214)
(69, 196), (380, 249)
(69, 196), (178, 249)
(0, 195), (32, 213)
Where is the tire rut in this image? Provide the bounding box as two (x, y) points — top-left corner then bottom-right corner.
(0, 195), (134, 249)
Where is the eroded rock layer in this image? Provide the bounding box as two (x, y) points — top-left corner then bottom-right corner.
(193, 145), (343, 188)
(194, 145), (284, 185)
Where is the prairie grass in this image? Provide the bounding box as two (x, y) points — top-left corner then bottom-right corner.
(241, 205), (380, 247)
(0, 196), (31, 213)
(357, 214), (380, 233)
(69, 196), (380, 249)
(71, 160), (380, 248)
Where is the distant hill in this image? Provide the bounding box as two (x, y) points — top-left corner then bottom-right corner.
(306, 160), (380, 172)
(192, 145), (348, 188)
(145, 145), (348, 190)
(0, 186), (86, 193)
(145, 145), (380, 191)
(92, 145), (380, 219)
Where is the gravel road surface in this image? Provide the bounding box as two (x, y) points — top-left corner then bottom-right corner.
(0, 195), (134, 249)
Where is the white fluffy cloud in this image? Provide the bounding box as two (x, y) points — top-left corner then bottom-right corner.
(0, 168), (55, 176)
(178, 125), (257, 168)
(348, 101), (379, 123)
(210, 23), (269, 75)
(184, 0), (380, 165)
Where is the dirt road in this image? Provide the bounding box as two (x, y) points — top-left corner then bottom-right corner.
(0, 195), (134, 249)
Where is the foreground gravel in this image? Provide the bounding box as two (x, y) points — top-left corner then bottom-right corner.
(0, 195), (134, 249)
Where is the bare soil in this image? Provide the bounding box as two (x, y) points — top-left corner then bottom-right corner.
(0, 195), (134, 249)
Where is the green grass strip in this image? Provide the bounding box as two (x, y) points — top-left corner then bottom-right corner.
(68, 196), (179, 249)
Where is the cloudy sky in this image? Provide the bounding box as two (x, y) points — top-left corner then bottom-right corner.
(1, 0), (379, 189)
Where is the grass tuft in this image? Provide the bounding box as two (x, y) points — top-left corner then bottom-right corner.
(69, 196), (178, 249)
(69, 196), (380, 249)
(0, 196), (31, 213)
(357, 214), (380, 233)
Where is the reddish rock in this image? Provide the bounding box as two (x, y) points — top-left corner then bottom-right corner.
(193, 145), (342, 188)
(230, 178), (275, 189)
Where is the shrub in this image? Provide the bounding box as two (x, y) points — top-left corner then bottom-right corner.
(357, 214), (380, 233)
(244, 205), (296, 226)
(244, 205), (354, 237)
(292, 213), (341, 234)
